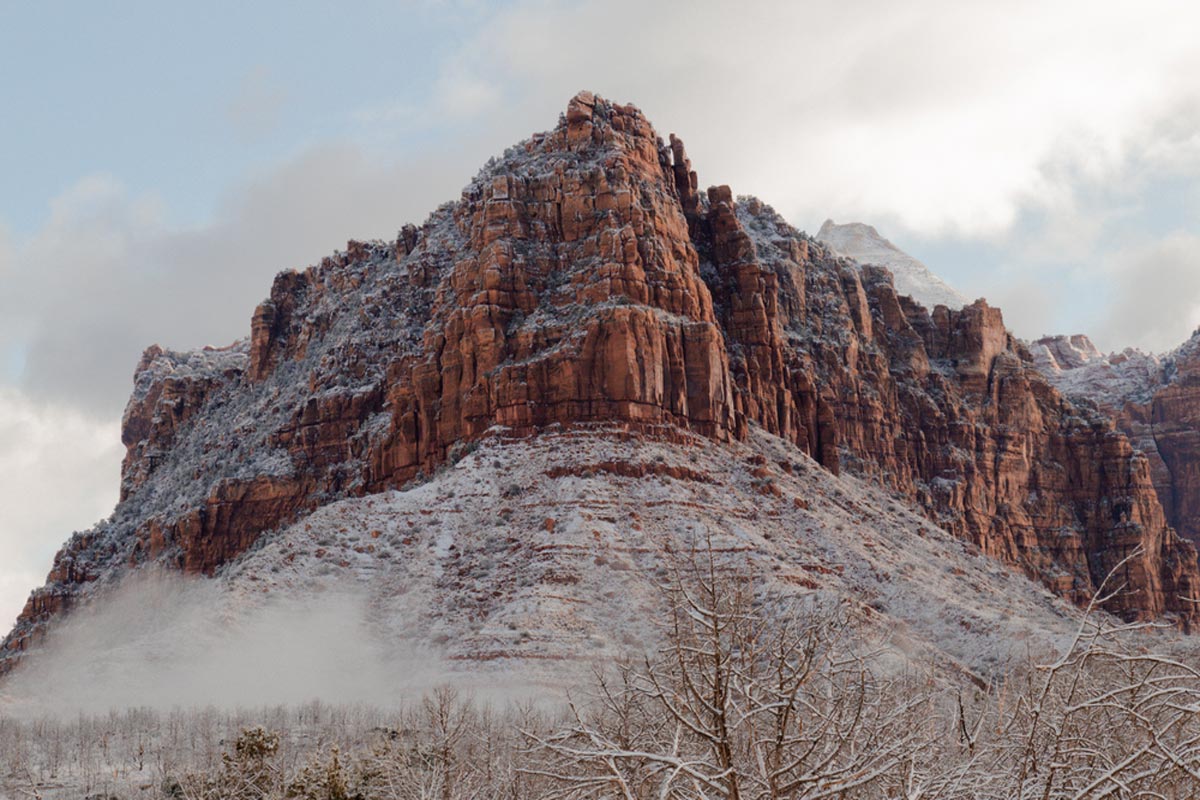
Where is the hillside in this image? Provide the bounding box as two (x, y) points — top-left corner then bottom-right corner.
(1, 426), (1091, 711)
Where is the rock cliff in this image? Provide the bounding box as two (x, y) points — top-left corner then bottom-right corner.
(1034, 331), (1200, 548)
(4, 92), (1198, 674)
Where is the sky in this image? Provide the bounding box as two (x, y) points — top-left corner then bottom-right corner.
(3, 0), (1200, 630)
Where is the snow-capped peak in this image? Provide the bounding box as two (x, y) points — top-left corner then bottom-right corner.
(816, 219), (970, 310)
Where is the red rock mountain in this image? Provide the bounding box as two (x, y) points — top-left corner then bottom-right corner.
(4, 92), (1198, 674)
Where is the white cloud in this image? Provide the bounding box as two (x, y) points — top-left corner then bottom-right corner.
(0, 388), (122, 631)
(0, 129), (501, 629)
(434, 0), (1200, 237)
(379, 0), (1200, 353)
(11, 0), (1200, 413)
(1, 576), (427, 713)
(432, 65), (502, 120)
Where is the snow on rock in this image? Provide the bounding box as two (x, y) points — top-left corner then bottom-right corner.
(6, 92), (1199, 689)
(816, 219), (970, 310)
(1030, 334), (1165, 408)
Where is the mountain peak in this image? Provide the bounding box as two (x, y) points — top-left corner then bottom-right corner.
(818, 218), (880, 239)
(1031, 333), (1104, 371)
(816, 219), (970, 310)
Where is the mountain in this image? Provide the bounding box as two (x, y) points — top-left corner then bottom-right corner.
(1033, 330), (1200, 547)
(817, 219), (970, 310)
(3, 92), (1198, 687)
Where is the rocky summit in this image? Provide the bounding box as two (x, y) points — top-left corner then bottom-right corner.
(3, 92), (1199, 681)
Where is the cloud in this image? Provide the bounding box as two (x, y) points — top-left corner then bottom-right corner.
(0, 388), (122, 632)
(4, 139), (490, 418)
(0, 569), (541, 715)
(0, 573), (449, 714)
(10, 0), (1200, 410)
(433, 0), (1200, 237)
(408, 0), (1200, 352)
(896, 133), (1200, 353)
(0, 100), (504, 631)
(0, 220), (9, 271)
(0, 226), (18, 380)
(1101, 233), (1200, 352)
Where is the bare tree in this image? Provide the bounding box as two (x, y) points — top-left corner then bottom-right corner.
(525, 541), (935, 798)
(918, 553), (1200, 799)
(4, 551), (1200, 798)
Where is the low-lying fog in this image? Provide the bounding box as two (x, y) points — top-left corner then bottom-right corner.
(0, 571), (538, 716)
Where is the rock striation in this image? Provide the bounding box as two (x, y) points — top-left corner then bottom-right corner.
(4, 92), (1198, 674)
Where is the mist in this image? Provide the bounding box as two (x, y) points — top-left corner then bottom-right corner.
(0, 570), (541, 717)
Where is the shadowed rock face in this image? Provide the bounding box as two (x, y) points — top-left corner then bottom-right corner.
(1150, 372), (1200, 545)
(4, 92), (1198, 674)
(691, 195), (1197, 624)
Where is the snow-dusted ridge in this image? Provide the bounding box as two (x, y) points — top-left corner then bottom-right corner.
(1031, 334), (1167, 408)
(1031, 327), (1200, 410)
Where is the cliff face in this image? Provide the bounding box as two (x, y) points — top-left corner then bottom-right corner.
(1150, 371), (1200, 546)
(695, 197), (1198, 621)
(4, 92), (1197, 673)
(1033, 333), (1200, 549)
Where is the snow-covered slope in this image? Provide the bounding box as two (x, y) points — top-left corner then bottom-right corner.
(817, 219), (969, 310)
(0, 425), (1085, 712)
